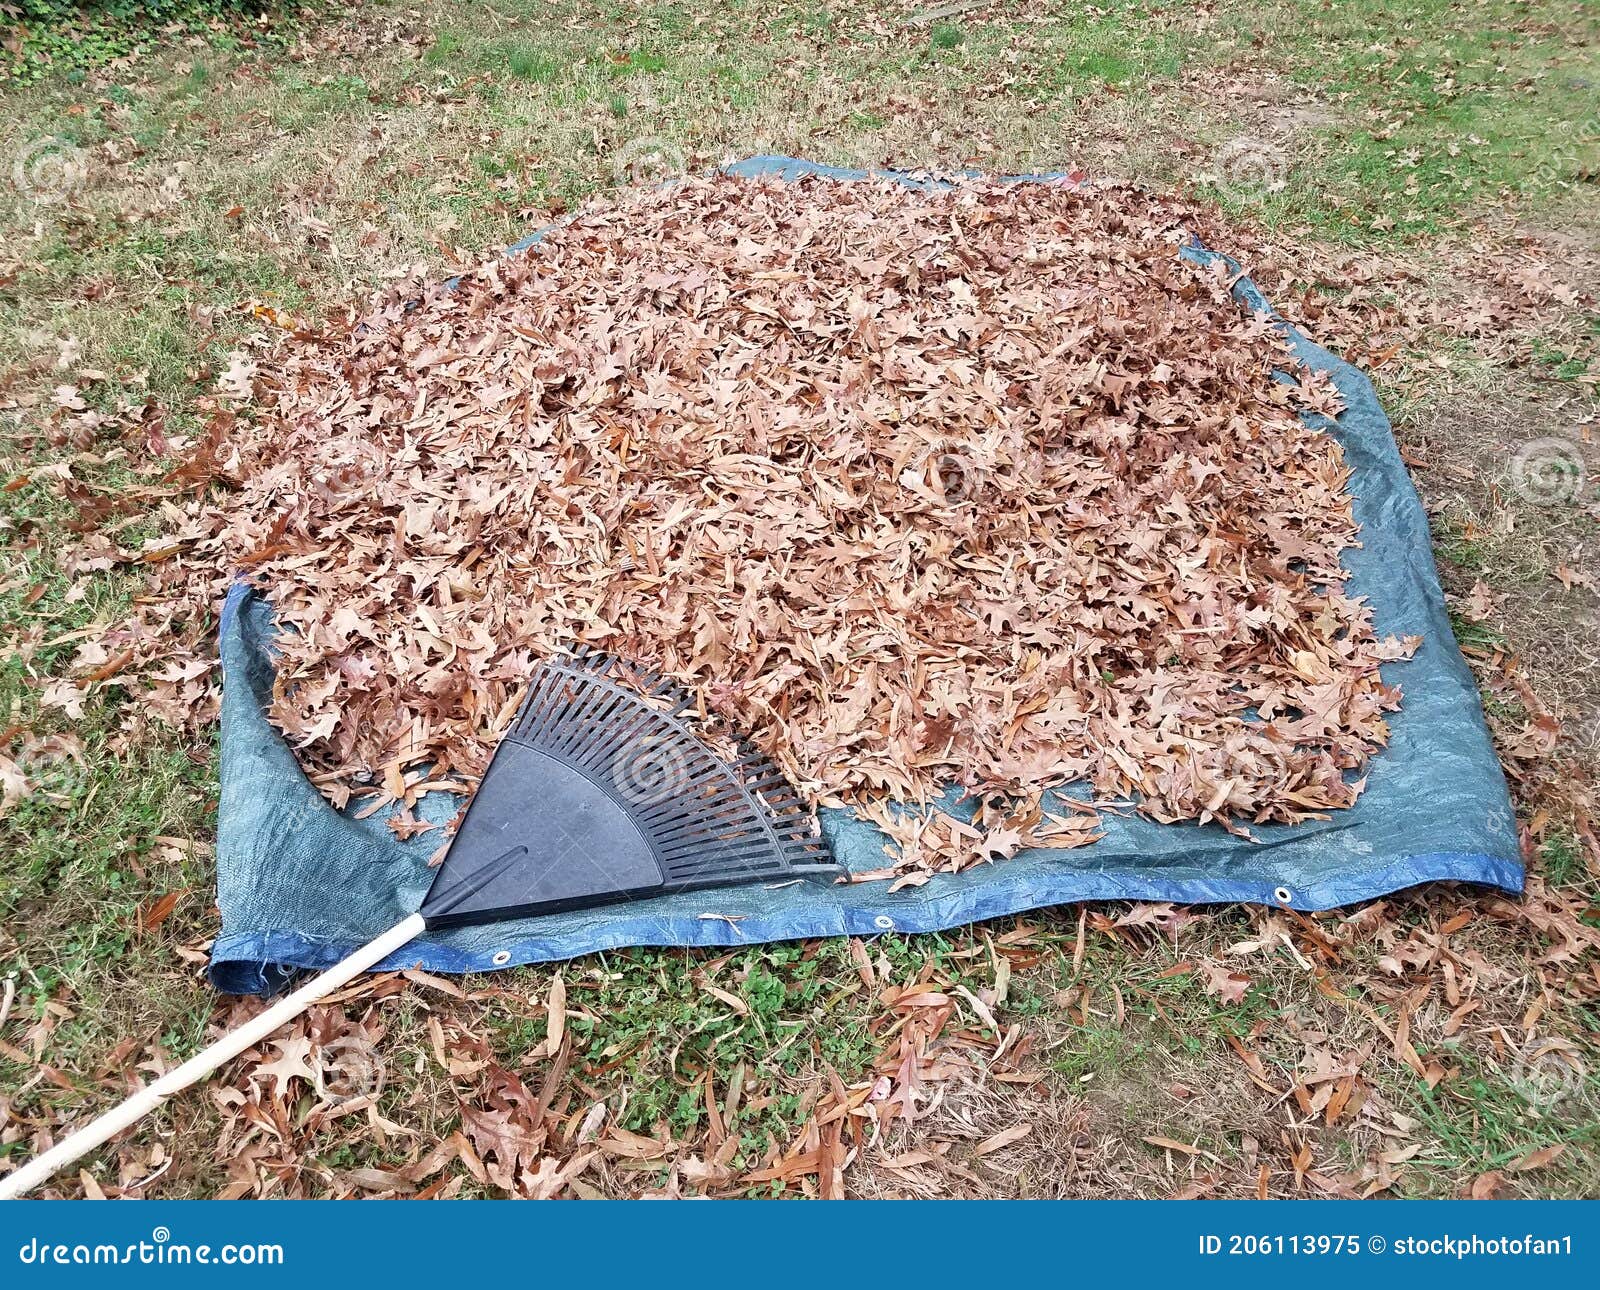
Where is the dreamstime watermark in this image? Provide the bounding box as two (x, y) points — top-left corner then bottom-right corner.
(1484, 803), (1516, 841)
(1211, 135), (1289, 202)
(7, 736), (87, 806)
(310, 439), (386, 506)
(611, 135), (686, 188)
(12, 136), (87, 204)
(611, 733), (690, 806)
(1527, 115), (1600, 193)
(1509, 437), (1587, 506)
(1510, 1035), (1587, 1111)
(315, 1035), (386, 1107)
(1572, 707), (1600, 762)
(17, 1227), (284, 1266)
(906, 444), (980, 506)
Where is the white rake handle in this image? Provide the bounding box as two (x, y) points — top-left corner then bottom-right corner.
(0, 912), (426, 1200)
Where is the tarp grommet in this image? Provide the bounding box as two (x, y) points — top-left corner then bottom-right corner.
(1273, 886), (1293, 905)
(873, 915), (895, 931)
(491, 950), (512, 966)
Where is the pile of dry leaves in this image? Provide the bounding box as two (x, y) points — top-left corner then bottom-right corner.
(88, 172), (1416, 871)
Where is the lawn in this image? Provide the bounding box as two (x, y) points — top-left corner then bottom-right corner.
(0, 0), (1597, 1198)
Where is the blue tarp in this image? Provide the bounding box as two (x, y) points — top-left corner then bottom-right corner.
(208, 157), (1522, 995)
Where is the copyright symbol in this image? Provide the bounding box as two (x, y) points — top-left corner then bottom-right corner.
(611, 734), (689, 807)
(12, 136), (88, 203)
(1367, 1236), (1385, 1254)
(315, 1035), (387, 1107)
(152, 1227), (170, 1244)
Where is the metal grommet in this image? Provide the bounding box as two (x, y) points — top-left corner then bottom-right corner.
(1273, 886), (1293, 905)
(491, 950), (512, 966)
(873, 915), (895, 931)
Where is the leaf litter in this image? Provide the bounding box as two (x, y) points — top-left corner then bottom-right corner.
(5, 40), (1598, 1199)
(28, 168), (1561, 1203)
(105, 171), (1415, 873)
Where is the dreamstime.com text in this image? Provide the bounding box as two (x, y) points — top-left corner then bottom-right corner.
(17, 1227), (284, 1268)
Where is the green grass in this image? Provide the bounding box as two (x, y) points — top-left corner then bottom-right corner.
(1449, 611), (1507, 651)
(0, 1), (313, 84)
(1182, 0), (1600, 236)
(423, 30), (462, 65)
(560, 942), (884, 1145)
(1401, 1045), (1600, 1193)
(1541, 829), (1587, 888)
(506, 43), (566, 83)
(1436, 519), (1491, 573)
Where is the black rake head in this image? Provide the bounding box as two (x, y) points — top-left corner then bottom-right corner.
(419, 646), (845, 928)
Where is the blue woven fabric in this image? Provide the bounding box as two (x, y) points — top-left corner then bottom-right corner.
(208, 157), (1521, 994)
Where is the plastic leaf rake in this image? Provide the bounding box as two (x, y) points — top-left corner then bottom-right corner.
(0, 647), (845, 1198)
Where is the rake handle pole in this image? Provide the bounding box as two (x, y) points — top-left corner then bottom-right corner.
(0, 912), (426, 1200)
